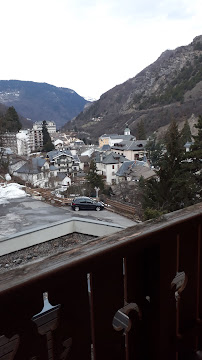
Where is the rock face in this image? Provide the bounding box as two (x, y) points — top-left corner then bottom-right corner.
(64, 35), (202, 140)
(0, 80), (88, 129)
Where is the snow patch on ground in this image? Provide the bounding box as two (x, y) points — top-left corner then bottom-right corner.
(0, 183), (27, 205)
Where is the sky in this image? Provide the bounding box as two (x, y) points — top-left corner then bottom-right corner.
(1, 0), (202, 100)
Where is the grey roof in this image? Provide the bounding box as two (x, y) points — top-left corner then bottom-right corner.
(100, 134), (134, 141)
(75, 171), (86, 178)
(16, 157), (46, 174)
(133, 166), (156, 180)
(47, 149), (73, 161)
(184, 142), (193, 148)
(112, 140), (147, 151)
(101, 144), (111, 151)
(116, 160), (155, 179)
(57, 172), (67, 180)
(116, 161), (135, 176)
(49, 165), (57, 171)
(73, 154), (80, 163)
(96, 152), (127, 164)
(79, 155), (90, 163)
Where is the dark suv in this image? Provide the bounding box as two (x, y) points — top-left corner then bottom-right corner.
(71, 197), (104, 211)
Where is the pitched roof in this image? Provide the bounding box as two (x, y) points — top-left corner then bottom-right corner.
(116, 160), (155, 179)
(101, 144), (111, 151)
(112, 140), (147, 151)
(100, 134), (134, 141)
(96, 152), (127, 164)
(47, 149), (73, 161)
(16, 157), (47, 174)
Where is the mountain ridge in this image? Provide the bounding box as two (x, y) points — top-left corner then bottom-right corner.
(63, 35), (202, 140)
(0, 80), (88, 129)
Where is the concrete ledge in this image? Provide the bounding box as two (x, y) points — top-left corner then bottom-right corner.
(0, 217), (124, 256)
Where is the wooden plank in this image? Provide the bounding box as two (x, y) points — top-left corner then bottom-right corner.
(0, 282), (48, 360)
(90, 255), (125, 360)
(47, 268), (91, 360)
(125, 230), (177, 360)
(1, 206), (202, 295)
(178, 219), (199, 357)
(0, 335), (19, 359)
(125, 248), (150, 360)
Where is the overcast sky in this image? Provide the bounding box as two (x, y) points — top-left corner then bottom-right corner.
(1, 0), (202, 99)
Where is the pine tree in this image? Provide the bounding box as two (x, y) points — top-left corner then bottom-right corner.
(185, 114), (202, 199)
(86, 160), (104, 195)
(42, 121), (54, 151)
(143, 119), (195, 216)
(0, 106), (22, 133)
(145, 134), (164, 166)
(136, 120), (146, 140)
(180, 119), (192, 145)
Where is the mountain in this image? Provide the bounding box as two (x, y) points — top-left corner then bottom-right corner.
(64, 35), (202, 140)
(0, 80), (88, 129)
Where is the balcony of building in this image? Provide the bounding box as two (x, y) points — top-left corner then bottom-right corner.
(0, 203), (202, 359)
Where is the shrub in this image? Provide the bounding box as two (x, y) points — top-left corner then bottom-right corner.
(143, 207), (164, 220)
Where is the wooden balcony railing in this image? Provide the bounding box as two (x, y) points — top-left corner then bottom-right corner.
(0, 203), (202, 360)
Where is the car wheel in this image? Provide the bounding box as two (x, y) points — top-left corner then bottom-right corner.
(95, 206), (101, 211)
(74, 206), (80, 211)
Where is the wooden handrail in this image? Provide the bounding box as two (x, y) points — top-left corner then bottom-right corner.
(0, 203), (202, 359)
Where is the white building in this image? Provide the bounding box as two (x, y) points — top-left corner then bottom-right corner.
(13, 157), (57, 188)
(33, 121), (56, 134)
(111, 140), (148, 160)
(95, 152), (127, 185)
(99, 126), (135, 148)
(16, 130), (31, 156)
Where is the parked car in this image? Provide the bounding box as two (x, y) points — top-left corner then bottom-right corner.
(71, 197), (105, 211)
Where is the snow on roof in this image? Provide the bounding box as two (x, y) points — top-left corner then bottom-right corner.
(16, 132), (28, 140)
(0, 183), (27, 205)
(54, 139), (63, 145)
(81, 148), (94, 157)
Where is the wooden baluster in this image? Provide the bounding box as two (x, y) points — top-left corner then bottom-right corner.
(126, 230), (176, 360)
(47, 267), (91, 360)
(0, 282), (47, 359)
(177, 219), (199, 358)
(125, 246), (151, 360)
(0, 334), (19, 359)
(198, 220), (202, 352)
(90, 255), (125, 360)
(32, 293), (61, 360)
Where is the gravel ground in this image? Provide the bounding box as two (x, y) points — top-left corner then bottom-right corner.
(0, 233), (97, 273)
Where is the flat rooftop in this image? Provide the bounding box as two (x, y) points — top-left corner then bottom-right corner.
(0, 197), (136, 240)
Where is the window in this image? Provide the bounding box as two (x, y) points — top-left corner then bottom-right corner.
(112, 165), (114, 169)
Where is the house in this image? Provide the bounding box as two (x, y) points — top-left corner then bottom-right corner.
(13, 157), (57, 188)
(116, 159), (156, 183)
(184, 141), (193, 152)
(100, 144), (112, 154)
(98, 125), (136, 148)
(79, 155), (91, 172)
(8, 155), (27, 175)
(95, 152), (127, 185)
(46, 150), (74, 175)
(56, 173), (71, 187)
(99, 133), (135, 148)
(111, 140), (148, 160)
(54, 139), (63, 150)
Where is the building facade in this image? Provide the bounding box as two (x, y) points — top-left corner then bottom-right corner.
(33, 121), (56, 134)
